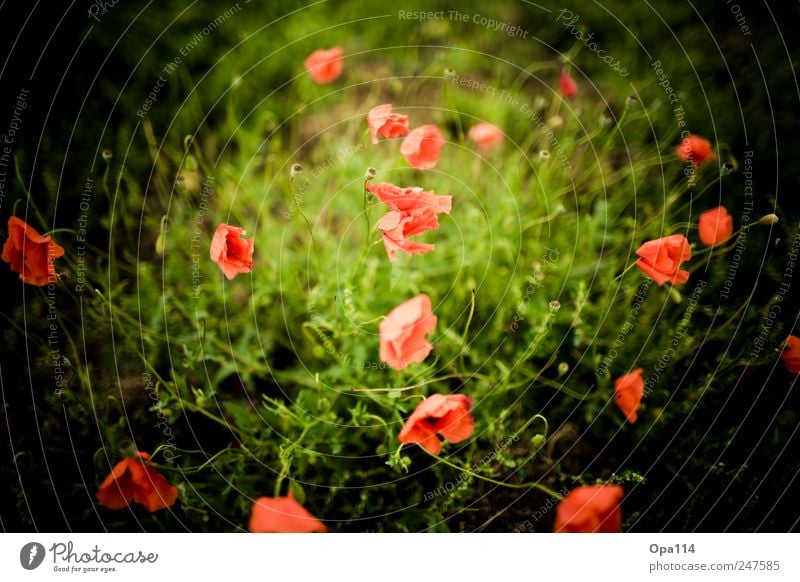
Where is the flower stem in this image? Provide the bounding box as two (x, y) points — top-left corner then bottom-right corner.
(421, 446), (562, 499)
(350, 182), (377, 284)
(353, 372), (492, 393)
(288, 174), (319, 278)
(459, 289), (476, 367)
(613, 259), (640, 283)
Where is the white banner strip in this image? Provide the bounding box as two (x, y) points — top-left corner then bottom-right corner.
(1, 533), (798, 580)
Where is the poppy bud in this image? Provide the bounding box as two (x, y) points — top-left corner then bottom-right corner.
(262, 112), (278, 133)
(558, 362), (569, 376)
(443, 67), (457, 82)
(367, 104), (409, 143)
(625, 95), (638, 109)
(155, 216), (168, 255)
(721, 162), (735, 176)
(290, 163), (303, 178)
(365, 167), (377, 180)
(184, 154), (198, 172)
(549, 300), (561, 314)
(101, 149), (113, 162)
(757, 214), (779, 226)
(558, 70), (577, 99)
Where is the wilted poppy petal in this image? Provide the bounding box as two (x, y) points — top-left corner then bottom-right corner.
(379, 295), (437, 370)
(400, 125), (445, 170)
(210, 224), (255, 280)
(467, 123), (504, 150)
(781, 336), (800, 374)
(676, 135), (715, 166)
(96, 451), (178, 513)
(304, 47), (343, 84)
(2, 216), (65, 286)
(249, 493), (327, 533)
(698, 206), (733, 246)
(635, 235), (691, 287)
(367, 104), (409, 144)
(554, 485), (623, 533)
(614, 368), (644, 424)
(398, 393), (474, 455)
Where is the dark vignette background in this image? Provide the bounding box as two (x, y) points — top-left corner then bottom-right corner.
(0, 0), (798, 532)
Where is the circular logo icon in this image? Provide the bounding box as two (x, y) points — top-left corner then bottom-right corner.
(20, 542), (46, 570)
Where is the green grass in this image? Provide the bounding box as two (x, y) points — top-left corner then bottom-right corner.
(3, 0), (798, 532)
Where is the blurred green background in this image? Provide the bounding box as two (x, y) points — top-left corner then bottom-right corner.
(1, 0), (798, 532)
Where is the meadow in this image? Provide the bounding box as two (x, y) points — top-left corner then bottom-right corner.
(1, 0), (798, 533)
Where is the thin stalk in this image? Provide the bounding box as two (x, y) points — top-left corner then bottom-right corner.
(422, 447), (562, 499)
(353, 373), (492, 393)
(459, 289), (476, 368)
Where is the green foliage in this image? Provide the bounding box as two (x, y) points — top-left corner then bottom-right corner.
(4, 0), (797, 532)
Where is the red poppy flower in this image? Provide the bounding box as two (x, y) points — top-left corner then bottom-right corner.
(368, 181), (452, 216)
(2, 216), (65, 286)
(635, 234), (691, 286)
(380, 294), (438, 370)
(467, 123), (504, 150)
(781, 336), (800, 374)
(96, 451), (178, 513)
(400, 125), (446, 170)
(698, 206), (733, 246)
(559, 71), (577, 99)
(377, 213), (436, 261)
(614, 368), (644, 424)
(304, 46), (343, 85)
(367, 104), (409, 144)
(398, 393), (474, 455)
(554, 485), (623, 533)
(367, 181), (452, 262)
(249, 492), (327, 533)
(676, 135), (715, 166)
(210, 223), (254, 280)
